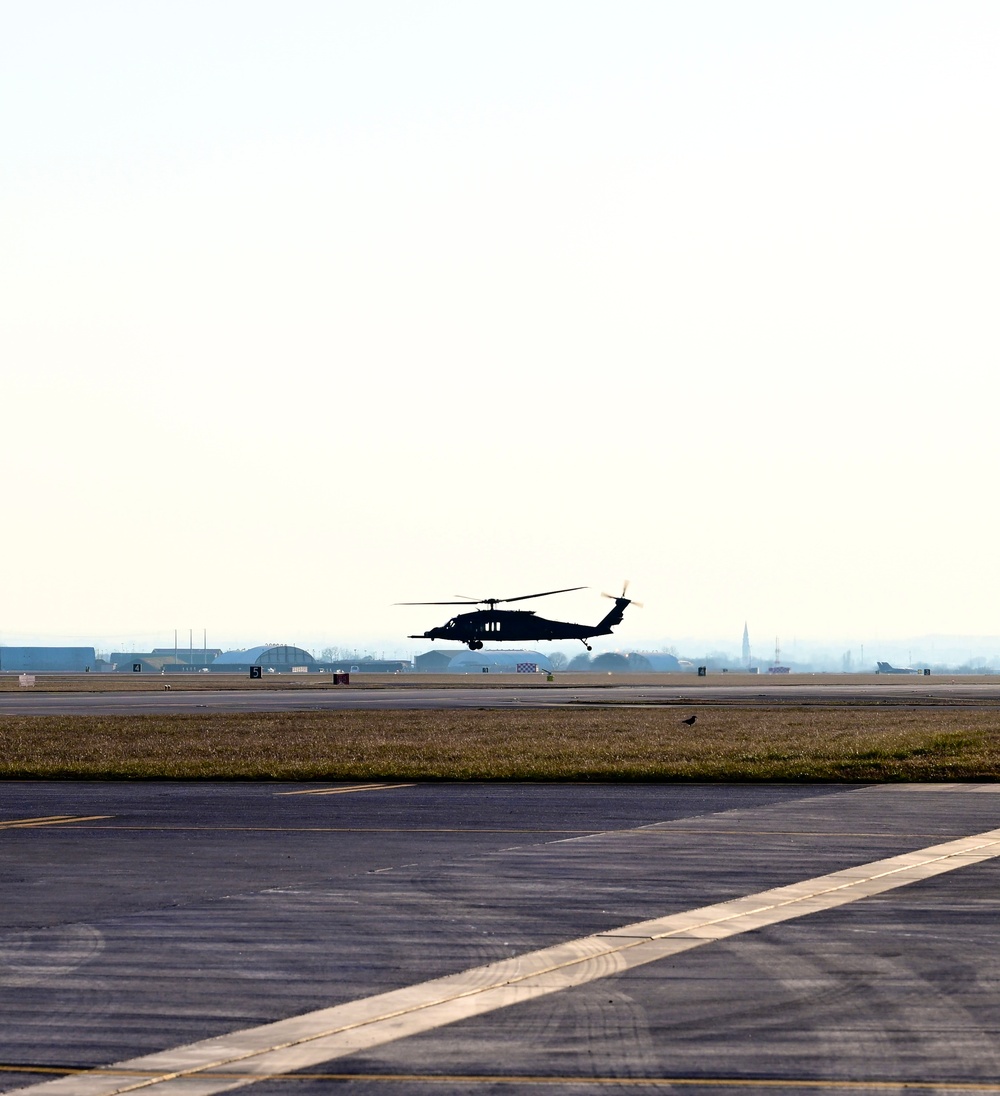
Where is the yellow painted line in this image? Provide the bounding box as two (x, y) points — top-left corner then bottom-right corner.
(4, 1065), (1000, 1090)
(297, 783), (415, 796)
(10, 824), (981, 840)
(14, 825), (1000, 1096)
(0, 815), (77, 826)
(275, 783), (415, 796)
(73, 825), (595, 834)
(0, 815), (112, 829)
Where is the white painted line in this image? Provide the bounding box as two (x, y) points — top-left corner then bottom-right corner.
(14, 824), (1000, 1095)
(871, 783), (1000, 793)
(873, 784), (994, 793)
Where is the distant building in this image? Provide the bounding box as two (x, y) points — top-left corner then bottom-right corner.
(413, 650), (455, 673)
(450, 649), (552, 673)
(318, 656), (411, 673)
(212, 645), (317, 673)
(0, 647), (97, 672)
(591, 652), (629, 672)
(413, 649), (552, 673)
(110, 649), (223, 673)
(626, 652), (682, 672)
(152, 647), (221, 668)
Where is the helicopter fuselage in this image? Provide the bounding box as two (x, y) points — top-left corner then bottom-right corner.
(409, 598), (631, 652)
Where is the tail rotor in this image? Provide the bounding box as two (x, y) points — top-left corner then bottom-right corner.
(601, 580), (643, 608)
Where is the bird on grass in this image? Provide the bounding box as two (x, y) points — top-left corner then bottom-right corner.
(680, 715), (697, 726)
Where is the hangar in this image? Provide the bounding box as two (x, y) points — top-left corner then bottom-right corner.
(211, 645), (317, 673)
(320, 656), (411, 673)
(414, 649), (552, 673)
(0, 647), (98, 672)
(109, 649), (223, 673)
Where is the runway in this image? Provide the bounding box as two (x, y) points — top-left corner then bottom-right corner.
(5, 679), (1000, 715)
(2, 782), (1000, 1092)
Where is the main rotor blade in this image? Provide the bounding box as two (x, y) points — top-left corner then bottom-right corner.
(395, 600), (484, 606)
(397, 586), (587, 608)
(497, 586), (587, 605)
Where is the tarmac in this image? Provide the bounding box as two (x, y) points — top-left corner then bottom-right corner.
(2, 780), (1000, 1093)
(5, 676), (1000, 714)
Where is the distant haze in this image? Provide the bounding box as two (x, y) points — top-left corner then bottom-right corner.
(3, 2), (999, 650)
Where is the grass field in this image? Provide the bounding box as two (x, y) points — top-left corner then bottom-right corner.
(2, 706), (1000, 781)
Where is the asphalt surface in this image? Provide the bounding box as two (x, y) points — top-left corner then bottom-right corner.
(2, 782), (1000, 1092)
(5, 681), (1000, 715)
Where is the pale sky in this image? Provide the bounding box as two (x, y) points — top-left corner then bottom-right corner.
(3, 1), (999, 657)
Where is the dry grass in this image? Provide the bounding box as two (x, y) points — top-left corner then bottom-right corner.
(2, 706), (1000, 780)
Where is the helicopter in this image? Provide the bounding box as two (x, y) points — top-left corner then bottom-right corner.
(399, 584), (639, 651)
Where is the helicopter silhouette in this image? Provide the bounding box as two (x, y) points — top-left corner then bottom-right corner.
(399, 584), (639, 651)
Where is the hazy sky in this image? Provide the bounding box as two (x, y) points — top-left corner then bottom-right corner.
(3, 1), (999, 656)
